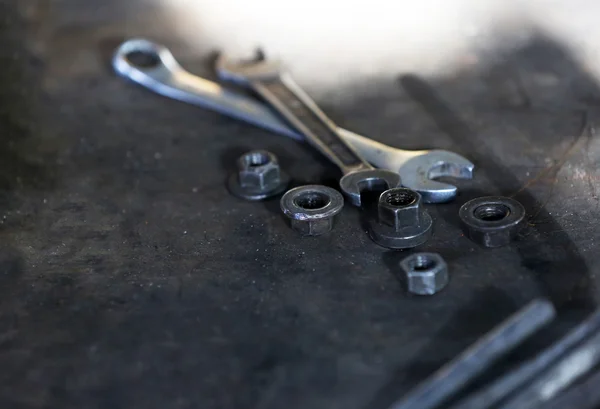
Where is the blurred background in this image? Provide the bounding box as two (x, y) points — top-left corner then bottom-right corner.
(21, 0), (600, 94)
(158, 0), (598, 93)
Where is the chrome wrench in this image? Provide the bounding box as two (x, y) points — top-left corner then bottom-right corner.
(112, 39), (474, 203)
(214, 50), (401, 206)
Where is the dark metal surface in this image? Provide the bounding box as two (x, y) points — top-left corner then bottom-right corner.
(1, 1), (600, 409)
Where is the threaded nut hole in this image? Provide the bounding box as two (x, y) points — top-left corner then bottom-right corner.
(294, 191), (330, 210)
(243, 152), (271, 168)
(384, 190), (417, 207)
(474, 204), (510, 222)
(412, 255), (436, 271)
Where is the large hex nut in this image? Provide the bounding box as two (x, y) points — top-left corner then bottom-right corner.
(368, 188), (433, 249)
(459, 196), (526, 248)
(280, 185), (344, 236)
(227, 150), (290, 201)
(400, 253), (449, 295)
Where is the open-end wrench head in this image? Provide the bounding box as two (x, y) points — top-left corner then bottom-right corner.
(215, 50), (282, 86)
(399, 150), (474, 203)
(340, 169), (402, 207)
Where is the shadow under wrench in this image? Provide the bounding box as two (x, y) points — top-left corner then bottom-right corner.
(398, 73), (596, 312)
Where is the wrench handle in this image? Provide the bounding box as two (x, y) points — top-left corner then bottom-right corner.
(252, 74), (372, 174)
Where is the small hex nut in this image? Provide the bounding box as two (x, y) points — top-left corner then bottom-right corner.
(280, 185), (344, 236)
(459, 196), (526, 248)
(237, 150), (280, 189)
(227, 150), (290, 201)
(368, 188), (433, 249)
(400, 253), (449, 295)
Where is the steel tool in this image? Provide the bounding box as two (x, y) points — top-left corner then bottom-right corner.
(112, 39), (474, 203)
(449, 308), (600, 409)
(387, 299), (556, 409)
(215, 50), (401, 206)
(498, 328), (600, 409)
(538, 368), (600, 409)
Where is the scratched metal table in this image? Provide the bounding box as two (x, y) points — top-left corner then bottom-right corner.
(0, 1), (599, 408)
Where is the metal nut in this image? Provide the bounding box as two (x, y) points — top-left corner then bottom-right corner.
(400, 253), (448, 295)
(280, 185), (344, 236)
(368, 188), (433, 249)
(378, 188), (427, 229)
(459, 196), (526, 248)
(227, 150), (290, 200)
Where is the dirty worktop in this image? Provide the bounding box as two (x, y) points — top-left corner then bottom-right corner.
(0, 1), (599, 408)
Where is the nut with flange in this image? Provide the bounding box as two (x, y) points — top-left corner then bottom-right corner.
(280, 185), (344, 236)
(367, 187), (433, 249)
(227, 150), (290, 201)
(459, 196), (526, 248)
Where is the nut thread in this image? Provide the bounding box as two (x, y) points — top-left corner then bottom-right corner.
(239, 151), (273, 169)
(378, 188), (424, 230)
(412, 254), (437, 271)
(385, 190), (417, 207)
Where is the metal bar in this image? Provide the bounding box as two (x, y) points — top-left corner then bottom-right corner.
(450, 309), (600, 409)
(498, 328), (600, 409)
(387, 299), (556, 409)
(538, 367), (600, 409)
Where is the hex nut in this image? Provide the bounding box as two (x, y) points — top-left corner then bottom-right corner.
(459, 196), (526, 248)
(368, 188), (433, 249)
(227, 150), (290, 201)
(280, 185), (344, 236)
(400, 253), (449, 295)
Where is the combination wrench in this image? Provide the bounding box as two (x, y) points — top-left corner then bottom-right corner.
(214, 50), (401, 206)
(112, 39), (475, 203)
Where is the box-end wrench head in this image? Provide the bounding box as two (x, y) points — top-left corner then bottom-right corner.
(215, 51), (401, 206)
(112, 39), (473, 203)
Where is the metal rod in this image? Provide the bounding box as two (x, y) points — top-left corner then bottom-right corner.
(450, 309), (600, 409)
(498, 328), (600, 409)
(387, 299), (556, 409)
(538, 367), (600, 409)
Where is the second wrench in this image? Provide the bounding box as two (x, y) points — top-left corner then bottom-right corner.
(112, 39), (475, 203)
(215, 51), (400, 206)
